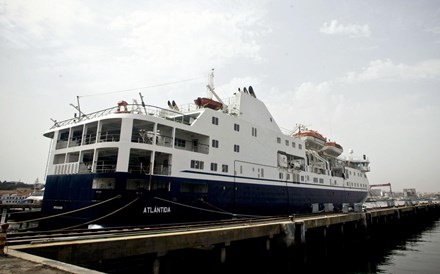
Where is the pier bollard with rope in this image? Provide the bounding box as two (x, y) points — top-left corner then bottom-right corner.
(0, 223), (9, 256)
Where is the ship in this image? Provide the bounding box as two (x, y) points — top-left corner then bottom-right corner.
(39, 70), (370, 229)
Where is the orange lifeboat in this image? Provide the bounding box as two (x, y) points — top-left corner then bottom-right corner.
(321, 141), (343, 157)
(194, 97), (223, 110)
(292, 130), (326, 150)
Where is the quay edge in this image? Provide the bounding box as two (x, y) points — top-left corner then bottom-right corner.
(4, 203), (440, 273)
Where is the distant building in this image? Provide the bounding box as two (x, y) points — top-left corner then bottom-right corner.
(0, 193), (27, 205)
(403, 188), (417, 198)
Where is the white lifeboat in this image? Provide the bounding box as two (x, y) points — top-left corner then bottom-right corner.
(292, 130), (326, 150)
(321, 141), (343, 157)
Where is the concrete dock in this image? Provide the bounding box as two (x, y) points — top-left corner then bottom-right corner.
(2, 203), (439, 273)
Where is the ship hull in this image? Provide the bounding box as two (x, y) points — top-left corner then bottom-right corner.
(40, 173), (367, 229)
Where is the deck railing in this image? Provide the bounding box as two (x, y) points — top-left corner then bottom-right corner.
(49, 103), (200, 130)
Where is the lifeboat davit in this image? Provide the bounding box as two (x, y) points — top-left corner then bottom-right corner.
(321, 141), (343, 157)
(292, 130), (326, 150)
(194, 97), (223, 110)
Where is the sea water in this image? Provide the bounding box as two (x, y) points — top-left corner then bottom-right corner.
(375, 219), (440, 274)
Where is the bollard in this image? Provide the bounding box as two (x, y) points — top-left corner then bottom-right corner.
(0, 223), (9, 256)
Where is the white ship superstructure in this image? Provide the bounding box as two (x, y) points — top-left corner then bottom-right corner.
(41, 72), (370, 228)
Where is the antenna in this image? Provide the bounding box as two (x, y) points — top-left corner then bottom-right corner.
(207, 68), (215, 99)
(70, 96), (88, 120)
(139, 92), (147, 114)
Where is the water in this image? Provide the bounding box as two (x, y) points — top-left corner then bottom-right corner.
(376, 219), (440, 274)
(92, 215), (440, 274)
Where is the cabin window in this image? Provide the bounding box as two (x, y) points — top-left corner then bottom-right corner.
(95, 148), (118, 173)
(234, 123), (240, 131)
(126, 179), (150, 190)
(212, 139), (219, 148)
(292, 142), (296, 148)
(180, 182), (208, 193)
(319, 178), (324, 184)
(240, 165), (243, 174)
(92, 178), (115, 189)
(279, 173), (283, 179)
(298, 144), (303, 150)
(56, 129), (69, 149)
(301, 175), (304, 182)
(285, 140), (289, 146)
(174, 138), (186, 148)
(128, 149), (151, 174)
(252, 127), (257, 137)
(287, 174), (290, 180)
(190, 160), (204, 170)
(66, 152), (79, 163)
(222, 164), (228, 173)
(212, 116), (219, 125)
(261, 168), (264, 178)
(313, 177), (318, 183)
(69, 126), (83, 147)
(53, 154), (66, 164)
(152, 181), (170, 191)
(132, 119), (155, 144)
(277, 137), (281, 144)
(234, 144), (240, 153)
(84, 121), (98, 145)
(99, 118), (121, 142)
(211, 163), (217, 171)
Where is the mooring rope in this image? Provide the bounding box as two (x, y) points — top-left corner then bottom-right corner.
(153, 196), (275, 218)
(51, 197), (139, 231)
(8, 195), (122, 225)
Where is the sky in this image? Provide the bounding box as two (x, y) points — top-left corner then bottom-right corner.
(0, 0), (439, 193)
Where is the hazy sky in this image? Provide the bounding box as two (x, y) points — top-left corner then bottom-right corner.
(1, 0), (439, 193)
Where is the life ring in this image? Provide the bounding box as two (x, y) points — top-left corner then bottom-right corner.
(116, 100), (128, 112)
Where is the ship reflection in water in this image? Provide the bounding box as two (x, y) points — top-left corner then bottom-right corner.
(95, 216), (440, 274)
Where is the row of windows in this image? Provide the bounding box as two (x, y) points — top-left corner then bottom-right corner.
(347, 182), (368, 188)
(277, 137), (302, 149)
(93, 178), (209, 194)
(191, 160), (229, 173)
(347, 170), (366, 178)
(278, 174), (367, 188)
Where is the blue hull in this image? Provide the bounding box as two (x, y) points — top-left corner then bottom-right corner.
(40, 173), (367, 229)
